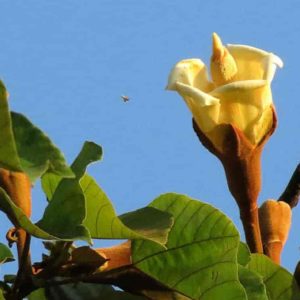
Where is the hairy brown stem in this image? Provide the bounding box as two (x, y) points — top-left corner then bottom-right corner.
(192, 119), (268, 253)
(239, 205), (263, 253)
(12, 230), (32, 295)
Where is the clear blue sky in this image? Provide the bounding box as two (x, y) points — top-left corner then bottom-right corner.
(0, 1), (299, 275)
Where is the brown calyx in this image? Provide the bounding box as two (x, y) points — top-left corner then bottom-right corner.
(193, 106), (277, 253)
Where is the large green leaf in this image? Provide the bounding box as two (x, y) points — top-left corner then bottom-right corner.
(132, 193), (247, 300)
(82, 174), (173, 244)
(238, 265), (268, 300)
(11, 112), (74, 183)
(0, 82), (22, 171)
(0, 243), (14, 264)
(37, 142), (102, 243)
(248, 254), (300, 300)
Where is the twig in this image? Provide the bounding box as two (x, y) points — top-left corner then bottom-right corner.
(12, 230), (32, 295)
(278, 163), (300, 208)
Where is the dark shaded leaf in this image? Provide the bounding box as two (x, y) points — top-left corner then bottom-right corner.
(40, 283), (146, 300)
(11, 112), (74, 183)
(0, 188), (60, 240)
(0, 82), (22, 171)
(0, 243), (14, 264)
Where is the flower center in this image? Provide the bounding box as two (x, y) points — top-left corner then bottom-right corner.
(210, 33), (237, 86)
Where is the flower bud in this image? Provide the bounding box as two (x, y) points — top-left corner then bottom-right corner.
(259, 199), (292, 264)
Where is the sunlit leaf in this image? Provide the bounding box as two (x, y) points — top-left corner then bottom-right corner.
(238, 265), (268, 300)
(0, 243), (14, 264)
(248, 254), (300, 300)
(237, 242), (251, 266)
(0, 82), (22, 171)
(82, 174), (172, 245)
(132, 193), (247, 300)
(11, 112), (74, 183)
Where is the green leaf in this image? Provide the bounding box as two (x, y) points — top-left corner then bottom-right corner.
(0, 82), (22, 171)
(36, 179), (91, 243)
(39, 283), (146, 300)
(82, 174), (172, 244)
(132, 193), (247, 300)
(41, 141), (102, 200)
(70, 141), (102, 178)
(0, 243), (14, 264)
(41, 142), (172, 245)
(0, 288), (4, 300)
(0, 188), (65, 240)
(238, 265), (268, 300)
(11, 112), (74, 183)
(28, 288), (47, 300)
(248, 254), (300, 300)
(119, 206), (173, 245)
(237, 242), (251, 266)
(37, 142), (101, 244)
(41, 173), (62, 201)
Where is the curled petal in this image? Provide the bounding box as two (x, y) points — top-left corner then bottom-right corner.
(227, 44), (283, 81)
(211, 80), (271, 109)
(175, 82), (220, 134)
(263, 53), (284, 82)
(176, 82), (219, 107)
(166, 59), (213, 93)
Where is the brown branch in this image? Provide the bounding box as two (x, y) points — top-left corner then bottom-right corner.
(278, 163), (300, 208)
(12, 231), (32, 295)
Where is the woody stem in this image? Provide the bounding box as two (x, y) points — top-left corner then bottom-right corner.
(239, 204), (263, 253)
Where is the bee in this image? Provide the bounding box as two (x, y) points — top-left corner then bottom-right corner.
(121, 95), (130, 102)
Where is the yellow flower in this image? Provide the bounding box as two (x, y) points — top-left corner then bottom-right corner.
(167, 33), (283, 151)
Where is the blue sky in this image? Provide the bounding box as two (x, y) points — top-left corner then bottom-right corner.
(0, 1), (299, 275)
